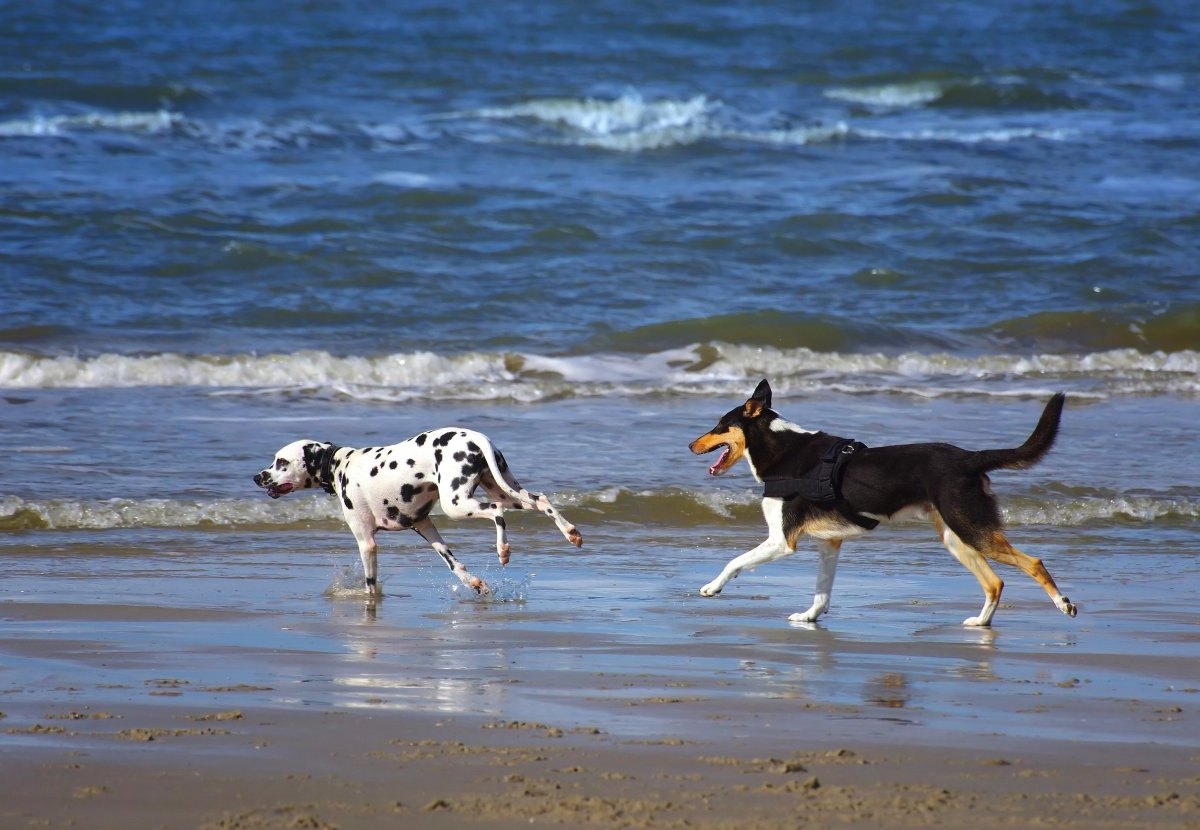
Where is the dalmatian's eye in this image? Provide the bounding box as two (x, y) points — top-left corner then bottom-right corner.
(275, 458), (289, 470)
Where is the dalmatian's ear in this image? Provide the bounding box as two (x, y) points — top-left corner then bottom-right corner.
(302, 441), (340, 487)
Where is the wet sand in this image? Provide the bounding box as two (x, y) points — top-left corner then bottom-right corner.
(4, 699), (1199, 829)
(3, 522), (1199, 828)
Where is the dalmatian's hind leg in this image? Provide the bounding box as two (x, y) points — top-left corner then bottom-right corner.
(497, 468), (582, 548)
(479, 444), (582, 549)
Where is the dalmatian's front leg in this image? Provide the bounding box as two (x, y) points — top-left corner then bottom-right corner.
(412, 517), (489, 595)
(347, 518), (382, 596)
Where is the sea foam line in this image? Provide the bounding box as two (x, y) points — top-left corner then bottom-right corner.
(1, 491), (1195, 532)
(1, 347), (1196, 397)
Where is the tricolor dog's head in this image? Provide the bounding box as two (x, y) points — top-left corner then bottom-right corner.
(253, 440), (335, 498)
(689, 379), (774, 476)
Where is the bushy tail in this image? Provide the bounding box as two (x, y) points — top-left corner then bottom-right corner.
(970, 393), (1066, 473)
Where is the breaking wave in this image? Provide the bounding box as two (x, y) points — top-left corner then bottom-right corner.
(2, 489), (1195, 533)
(1, 345), (1197, 400)
(0, 87), (1084, 154)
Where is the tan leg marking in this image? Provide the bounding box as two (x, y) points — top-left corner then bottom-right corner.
(980, 531), (1077, 618)
(933, 513), (1003, 627)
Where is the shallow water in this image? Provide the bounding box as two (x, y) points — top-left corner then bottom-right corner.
(5, 516), (1199, 751)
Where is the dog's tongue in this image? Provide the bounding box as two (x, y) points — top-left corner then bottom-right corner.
(268, 483), (294, 499)
(708, 447), (730, 476)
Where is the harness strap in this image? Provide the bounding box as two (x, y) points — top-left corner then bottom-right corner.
(761, 439), (880, 530)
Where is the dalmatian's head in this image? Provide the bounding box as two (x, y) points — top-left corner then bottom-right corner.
(254, 440), (333, 499)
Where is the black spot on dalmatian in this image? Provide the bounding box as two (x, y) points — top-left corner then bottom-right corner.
(343, 495), (354, 510)
(467, 441), (480, 453)
(495, 516), (506, 529)
(460, 453), (484, 477)
(434, 449), (443, 466)
(370, 467), (378, 477)
(449, 477), (466, 491)
(494, 449), (509, 473)
(386, 505), (400, 520)
(432, 430), (456, 448)
(398, 515), (413, 529)
(406, 458), (415, 467)
(383, 498), (389, 505)
(389, 460), (398, 469)
(400, 484), (418, 503)
(415, 433), (427, 446)
(415, 472), (425, 480)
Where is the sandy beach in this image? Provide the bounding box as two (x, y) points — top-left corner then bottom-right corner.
(4, 697), (1198, 829)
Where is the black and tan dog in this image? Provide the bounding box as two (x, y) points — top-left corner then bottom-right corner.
(689, 380), (1077, 627)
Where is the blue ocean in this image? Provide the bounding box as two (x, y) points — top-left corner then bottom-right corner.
(1, 1), (1198, 747)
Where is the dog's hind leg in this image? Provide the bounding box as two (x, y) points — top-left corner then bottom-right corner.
(478, 480), (525, 565)
(700, 499), (793, 597)
(412, 517), (490, 595)
(981, 532), (1077, 618)
(788, 538), (843, 623)
(933, 514), (1004, 627)
(479, 447), (582, 548)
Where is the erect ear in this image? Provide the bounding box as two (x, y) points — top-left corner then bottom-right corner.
(743, 379), (772, 418)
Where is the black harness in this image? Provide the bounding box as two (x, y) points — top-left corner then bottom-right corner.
(761, 438), (880, 530)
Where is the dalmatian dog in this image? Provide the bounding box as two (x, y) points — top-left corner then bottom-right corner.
(253, 428), (583, 595)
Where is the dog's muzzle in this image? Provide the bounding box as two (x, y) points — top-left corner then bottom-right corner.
(253, 473), (293, 499)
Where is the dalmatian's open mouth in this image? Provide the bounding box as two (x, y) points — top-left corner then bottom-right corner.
(267, 483), (294, 499)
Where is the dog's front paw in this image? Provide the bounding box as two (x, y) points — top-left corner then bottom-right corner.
(1057, 595), (1078, 617)
(962, 615), (991, 627)
(568, 527), (583, 548)
(788, 611), (819, 623)
(699, 582), (722, 597)
(468, 576), (491, 596)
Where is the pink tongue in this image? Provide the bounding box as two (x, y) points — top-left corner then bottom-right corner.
(708, 447), (730, 476)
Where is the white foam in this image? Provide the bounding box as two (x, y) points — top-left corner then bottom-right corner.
(856, 125), (1077, 144)
(0, 494), (340, 530)
(3, 489), (1195, 532)
(0, 109), (183, 138)
(1, 346), (1196, 399)
(371, 170), (435, 187)
(824, 81), (944, 109)
(475, 92), (713, 151)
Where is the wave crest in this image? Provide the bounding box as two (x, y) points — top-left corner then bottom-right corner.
(2, 345), (1197, 400)
(2, 489), (1194, 533)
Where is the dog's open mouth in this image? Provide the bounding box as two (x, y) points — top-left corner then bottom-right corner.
(266, 483), (294, 499)
(708, 445), (730, 476)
